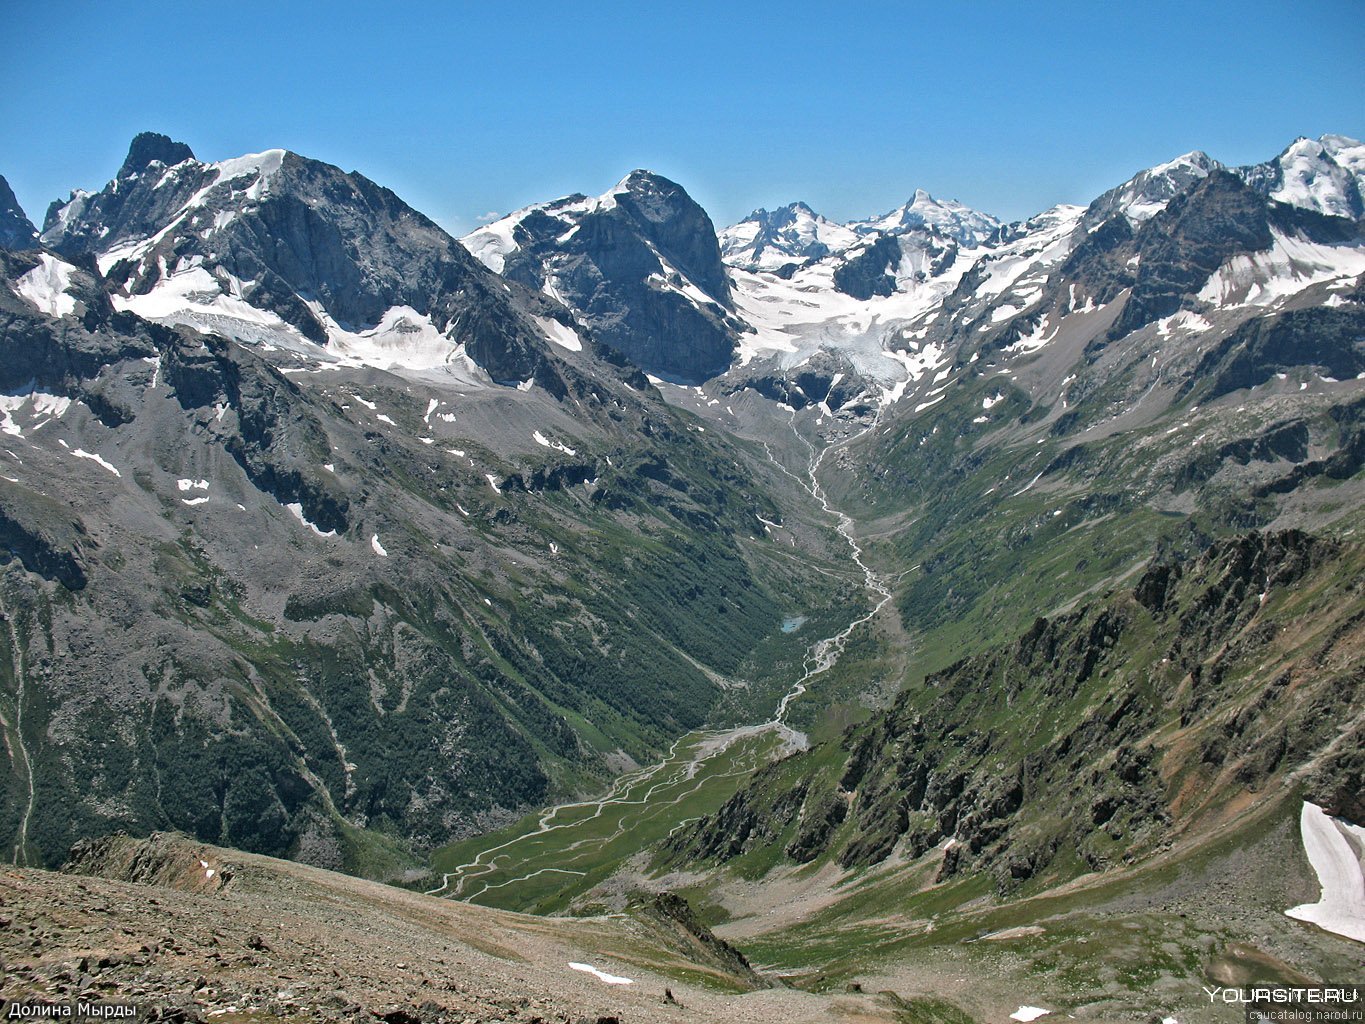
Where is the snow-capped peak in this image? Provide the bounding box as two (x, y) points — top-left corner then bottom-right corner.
(1244, 135), (1365, 220)
(1083, 150), (1221, 228)
(719, 201), (859, 271)
(461, 175), (643, 274)
(852, 190), (1002, 245)
(1147, 150), (1217, 178)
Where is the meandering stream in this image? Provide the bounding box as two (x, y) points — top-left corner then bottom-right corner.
(426, 409), (892, 901)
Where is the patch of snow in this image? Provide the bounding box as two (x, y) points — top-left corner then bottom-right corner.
(1285, 801), (1365, 943)
(485, 474), (502, 494)
(0, 390), (72, 437)
(177, 478), (209, 491)
(316, 305), (473, 374)
(1012, 471), (1044, 497)
(460, 212), (522, 273)
(1010, 1008), (1050, 1023)
(1004, 313), (1057, 354)
(113, 265), (294, 332)
(71, 449), (120, 477)
(370, 534), (388, 557)
(533, 430), (577, 455)
(285, 502), (336, 538)
(15, 254), (78, 318)
(1157, 310), (1214, 337)
(1196, 230), (1365, 309)
(534, 315), (583, 352)
(567, 963), (634, 986)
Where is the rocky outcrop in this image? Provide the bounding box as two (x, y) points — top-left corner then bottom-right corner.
(629, 891), (771, 990)
(117, 132), (196, 179)
(0, 482), (90, 590)
(832, 234), (900, 299)
(64, 831), (236, 894)
(1305, 725), (1365, 822)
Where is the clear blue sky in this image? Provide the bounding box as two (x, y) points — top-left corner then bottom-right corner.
(3, 0), (1362, 234)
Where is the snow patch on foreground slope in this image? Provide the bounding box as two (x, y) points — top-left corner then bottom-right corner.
(1285, 801), (1365, 944)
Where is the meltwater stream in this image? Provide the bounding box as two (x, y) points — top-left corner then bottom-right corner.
(426, 412), (893, 901)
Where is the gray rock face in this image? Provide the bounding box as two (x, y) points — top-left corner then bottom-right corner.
(465, 171), (742, 383)
(1017, 170), (1289, 349)
(0, 175), (38, 250)
(1105, 170), (1276, 339)
(832, 233), (901, 299)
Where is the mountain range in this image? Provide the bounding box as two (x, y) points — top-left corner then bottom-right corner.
(2, 129), (1362, 1022)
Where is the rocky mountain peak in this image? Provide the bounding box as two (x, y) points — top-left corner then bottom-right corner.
(1248, 134), (1365, 219)
(1080, 149), (1223, 231)
(463, 170), (741, 381)
(718, 201), (858, 272)
(854, 189), (1001, 245)
(0, 174), (38, 250)
(35, 141), (566, 386)
(117, 132), (196, 179)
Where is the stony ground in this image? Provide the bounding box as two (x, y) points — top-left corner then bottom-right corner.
(0, 837), (912, 1024)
